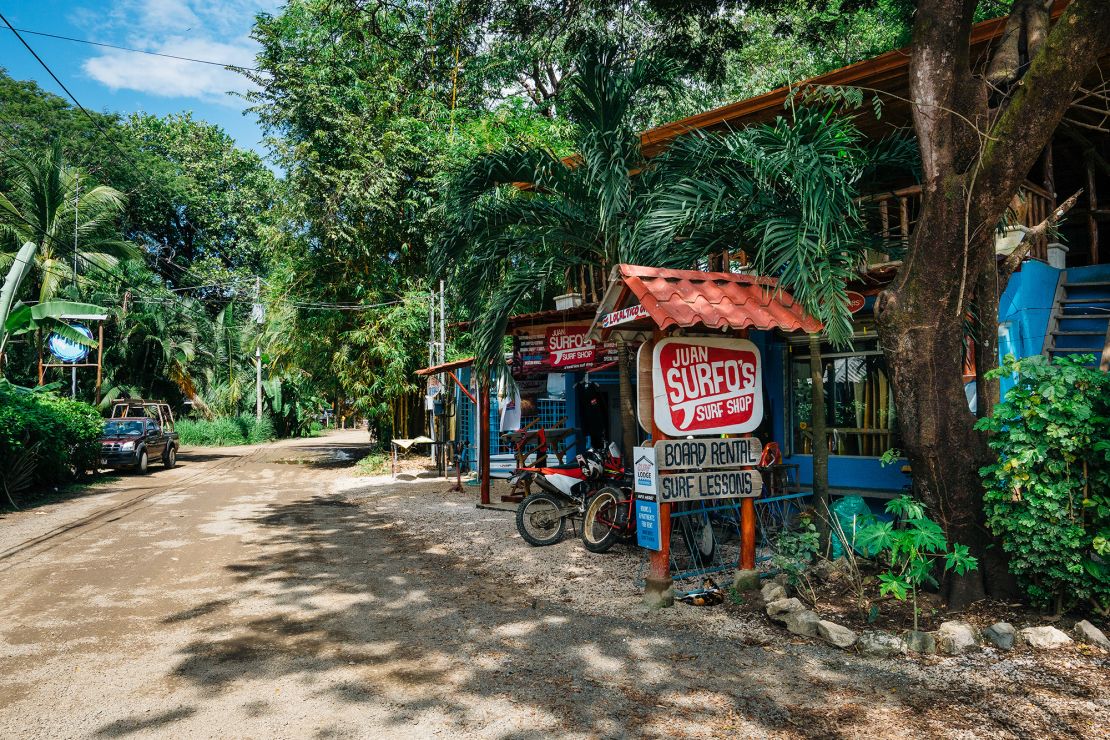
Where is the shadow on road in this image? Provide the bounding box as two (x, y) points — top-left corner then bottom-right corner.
(103, 489), (1108, 738)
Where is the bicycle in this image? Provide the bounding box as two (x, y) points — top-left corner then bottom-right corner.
(580, 486), (716, 564)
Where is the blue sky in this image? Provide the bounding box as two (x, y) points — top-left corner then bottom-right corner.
(0, 0), (281, 158)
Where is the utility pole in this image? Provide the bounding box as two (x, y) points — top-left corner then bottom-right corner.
(72, 175), (78, 399)
(254, 277), (263, 421)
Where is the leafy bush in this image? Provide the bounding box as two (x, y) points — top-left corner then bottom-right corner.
(0, 381), (102, 502)
(246, 414), (275, 444)
(857, 495), (977, 630)
(177, 417), (246, 446)
(977, 354), (1110, 615)
(176, 414), (276, 446)
(770, 512), (820, 604)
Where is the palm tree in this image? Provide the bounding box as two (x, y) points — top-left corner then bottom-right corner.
(0, 142), (137, 303)
(437, 42), (686, 370)
(634, 99), (918, 343)
(439, 50), (916, 374)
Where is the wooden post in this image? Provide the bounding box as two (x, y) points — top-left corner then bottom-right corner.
(479, 377), (491, 506)
(740, 497), (756, 570)
(645, 331), (673, 608)
(94, 323), (104, 406)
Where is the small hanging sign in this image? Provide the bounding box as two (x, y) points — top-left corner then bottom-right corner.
(601, 304), (648, 328)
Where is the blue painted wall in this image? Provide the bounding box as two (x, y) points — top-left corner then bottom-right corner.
(997, 260), (1059, 395)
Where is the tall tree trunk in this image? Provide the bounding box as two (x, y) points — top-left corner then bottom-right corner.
(808, 334), (831, 555)
(879, 0), (1110, 607)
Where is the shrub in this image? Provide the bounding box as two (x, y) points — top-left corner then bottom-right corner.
(247, 414), (275, 444)
(0, 381), (102, 502)
(977, 354), (1110, 615)
(857, 495), (977, 631)
(177, 417), (246, 446)
(176, 414), (276, 447)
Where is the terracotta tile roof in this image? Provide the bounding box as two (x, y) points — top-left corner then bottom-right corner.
(592, 264), (822, 336)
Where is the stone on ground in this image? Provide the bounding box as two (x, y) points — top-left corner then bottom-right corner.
(1020, 626), (1073, 650)
(817, 620), (857, 649)
(766, 597), (805, 621)
(760, 582), (787, 603)
(733, 569), (761, 592)
(1072, 620), (1110, 650)
(983, 622), (1017, 651)
(935, 620), (979, 655)
(857, 631), (905, 657)
(903, 630), (937, 655)
(784, 609), (820, 637)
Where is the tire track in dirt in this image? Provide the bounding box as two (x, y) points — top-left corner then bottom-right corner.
(0, 446), (265, 570)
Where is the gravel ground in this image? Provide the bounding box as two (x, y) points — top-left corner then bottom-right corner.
(0, 433), (1105, 739)
(339, 471), (1110, 739)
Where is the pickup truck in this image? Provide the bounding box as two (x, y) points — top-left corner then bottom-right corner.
(100, 400), (180, 473)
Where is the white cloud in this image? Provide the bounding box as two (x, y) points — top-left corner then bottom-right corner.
(84, 35), (258, 104)
(77, 1), (279, 103)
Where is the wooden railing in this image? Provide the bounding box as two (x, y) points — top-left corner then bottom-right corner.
(860, 181), (1056, 264)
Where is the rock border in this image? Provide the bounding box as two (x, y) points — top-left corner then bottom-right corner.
(755, 574), (1109, 657)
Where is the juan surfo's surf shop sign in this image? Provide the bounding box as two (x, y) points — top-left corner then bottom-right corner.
(652, 337), (763, 437)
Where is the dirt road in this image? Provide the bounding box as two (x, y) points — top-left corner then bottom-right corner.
(0, 432), (1106, 739)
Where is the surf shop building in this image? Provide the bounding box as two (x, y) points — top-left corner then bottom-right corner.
(426, 4), (1110, 595)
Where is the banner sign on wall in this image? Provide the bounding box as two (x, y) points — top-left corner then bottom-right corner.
(513, 326), (620, 373)
(546, 325), (596, 368)
(652, 337), (763, 436)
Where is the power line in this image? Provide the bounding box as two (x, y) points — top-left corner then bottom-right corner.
(0, 13), (140, 175)
(2, 26), (261, 72)
(0, 24), (402, 317)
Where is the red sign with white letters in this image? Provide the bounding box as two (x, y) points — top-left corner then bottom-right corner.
(546, 325), (596, 369)
(652, 337), (763, 436)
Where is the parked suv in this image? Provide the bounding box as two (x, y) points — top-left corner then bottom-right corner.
(100, 399), (180, 473)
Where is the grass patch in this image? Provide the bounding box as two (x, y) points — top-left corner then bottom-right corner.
(177, 414), (276, 447)
(354, 452), (391, 476)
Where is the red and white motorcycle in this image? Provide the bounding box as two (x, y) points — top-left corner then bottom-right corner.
(514, 441), (626, 546)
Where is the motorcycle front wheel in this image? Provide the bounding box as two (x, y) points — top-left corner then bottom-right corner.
(516, 491), (567, 546)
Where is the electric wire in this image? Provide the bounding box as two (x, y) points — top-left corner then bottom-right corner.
(1, 26), (262, 72)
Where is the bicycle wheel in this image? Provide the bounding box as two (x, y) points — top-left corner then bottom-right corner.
(580, 486), (626, 553)
(516, 491), (567, 546)
(673, 506), (716, 566)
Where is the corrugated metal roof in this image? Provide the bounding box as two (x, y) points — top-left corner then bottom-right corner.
(592, 264), (821, 336)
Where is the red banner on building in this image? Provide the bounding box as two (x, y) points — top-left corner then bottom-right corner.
(652, 337), (763, 436)
(513, 326), (619, 373)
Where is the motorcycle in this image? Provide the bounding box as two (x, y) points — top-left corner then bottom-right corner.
(514, 441), (626, 547)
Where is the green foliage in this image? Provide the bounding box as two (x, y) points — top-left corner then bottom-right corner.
(976, 354), (1110, 614)
(772, 514), (820, 578)
(177, 414), (277, 447)
(856, 495), (978, 629)
(0, 380), (102, 503)
(355, 452), (392, 477)
(176, 417), (246, 447)
(771, 512), (821, 603)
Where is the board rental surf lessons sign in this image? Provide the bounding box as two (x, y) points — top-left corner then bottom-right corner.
(651, 337), (763, 436)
